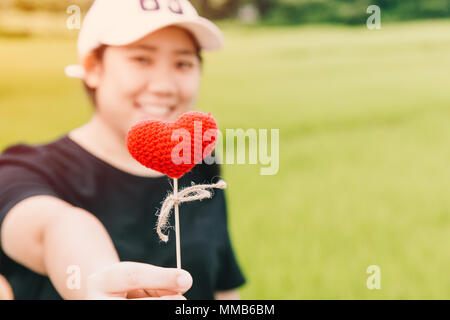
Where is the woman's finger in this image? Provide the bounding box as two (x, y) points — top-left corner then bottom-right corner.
(89, 262), (193, 295)
(132, 295), (187, 300)
(126, 289), (180, 299)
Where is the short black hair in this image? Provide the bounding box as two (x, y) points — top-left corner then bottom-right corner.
(83, 45), (107, 106)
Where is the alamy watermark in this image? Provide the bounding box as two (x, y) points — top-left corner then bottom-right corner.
(366, 5), (381, 30)
(366, 265), (381, 290)
(170, 122), (279, 176)
(66, 5), (81, 30)
(66, 265), (81, 290)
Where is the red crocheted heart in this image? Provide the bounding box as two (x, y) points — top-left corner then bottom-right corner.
(127, 111), (218, 178)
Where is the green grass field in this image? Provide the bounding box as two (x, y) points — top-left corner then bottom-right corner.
(1, 18), (450, 299)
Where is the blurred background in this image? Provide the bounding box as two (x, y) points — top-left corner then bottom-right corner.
(1, 0), (450, 299)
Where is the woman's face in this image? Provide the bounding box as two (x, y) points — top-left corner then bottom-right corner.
(85, 26), (202, 138)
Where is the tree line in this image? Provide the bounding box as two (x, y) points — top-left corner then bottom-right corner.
(3, 0), (450, 24)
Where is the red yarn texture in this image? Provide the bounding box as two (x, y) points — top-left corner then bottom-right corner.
(127, 111), (218, 178)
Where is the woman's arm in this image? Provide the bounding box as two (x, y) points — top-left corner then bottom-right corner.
(1, 195), (118, 299)
(1, 195), (192, 299)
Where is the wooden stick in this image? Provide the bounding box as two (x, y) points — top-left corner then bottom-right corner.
(173, 178), (181, 269)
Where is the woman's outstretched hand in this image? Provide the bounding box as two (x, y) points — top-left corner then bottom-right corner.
(85, 261), (193, 300)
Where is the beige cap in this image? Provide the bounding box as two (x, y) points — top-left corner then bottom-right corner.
(65, 0), (224, 78)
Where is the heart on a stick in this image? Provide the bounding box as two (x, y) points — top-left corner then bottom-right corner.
(126, 111), (218, 178)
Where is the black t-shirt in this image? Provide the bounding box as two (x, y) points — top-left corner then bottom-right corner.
(0, 135), (245, 300)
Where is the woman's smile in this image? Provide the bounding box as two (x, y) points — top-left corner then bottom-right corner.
(133, 101), (177, 120)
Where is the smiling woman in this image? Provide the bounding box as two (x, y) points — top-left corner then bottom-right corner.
(0, 0), (245, 300)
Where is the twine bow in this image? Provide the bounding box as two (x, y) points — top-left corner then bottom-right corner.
(156, 180), (227, 242)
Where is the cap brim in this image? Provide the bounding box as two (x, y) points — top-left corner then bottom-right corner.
(173, 18), (224, 50)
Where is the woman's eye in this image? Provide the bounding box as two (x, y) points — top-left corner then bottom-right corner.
(133, 57), (152, 65)
(176, 61), (194, 70)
